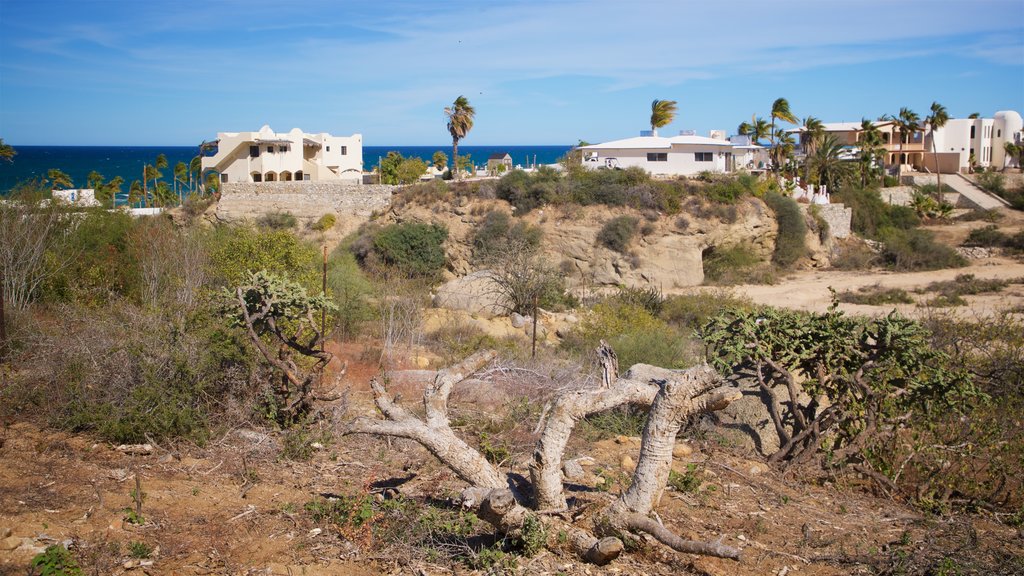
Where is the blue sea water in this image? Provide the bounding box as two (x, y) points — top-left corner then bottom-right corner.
(0, 144), (573, 196)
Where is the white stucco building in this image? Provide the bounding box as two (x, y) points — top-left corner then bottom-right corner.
(201, 125), (363, 184)
(580, 131), (737, 176)
(52, 188), (100, 207)
(925, 110), (1023, 172)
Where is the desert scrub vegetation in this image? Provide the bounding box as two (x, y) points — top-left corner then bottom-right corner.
(763, 192), (808, 268)
(311, 213), (337, 231)
(916, 273), (1018, 308)
(701, 300), (985, 500)
(837, 284), (914, 306)
(0, 195), (357, 442)
(562, 299), (689, 368)
(351, 221), (448, 279)
(701, 244), (774, 285)
(975, 171), (1024, 210)
(256, 211), (298, 230)
(596, 215), (639, 253)
(469, 209), (541, 263)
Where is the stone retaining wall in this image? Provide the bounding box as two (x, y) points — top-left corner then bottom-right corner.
(802, 203), (852, 239)
(216, 181), (395, 222)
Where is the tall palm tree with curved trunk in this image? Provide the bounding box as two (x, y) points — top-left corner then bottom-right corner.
(857, 119), (885, 187)
(445, 96), (475, 181)
(174, 161), (188, 202)
(925, 101), (949, 200)
(649, 99), (677, 137)
(47, 168), (72, 190)
(770, 98), (798, 173)
(772, 128), (797, 178)
(738, 117), (771, 146)
(810, 134), (854, 192)
(799, 116), (824, 184)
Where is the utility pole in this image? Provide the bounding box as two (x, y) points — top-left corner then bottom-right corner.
(321, 245), (328, 353)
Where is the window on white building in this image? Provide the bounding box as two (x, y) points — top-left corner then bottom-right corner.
(646, 152), (668, 161)
(970, 126), (976, 139)
(326, 146), (331, 152)
(694, 152), (713, 162)
(221, 173), (229, 183)
(341, 146), (347, 155)
(267, 146), (275, 153)
(249, 145), (259, 157)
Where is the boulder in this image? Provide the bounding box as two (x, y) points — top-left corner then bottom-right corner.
(432, 271), (505, 318)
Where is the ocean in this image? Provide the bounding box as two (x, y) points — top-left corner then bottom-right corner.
(0, 145), (573, 199)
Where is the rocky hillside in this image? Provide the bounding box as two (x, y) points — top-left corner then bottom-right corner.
(373, 194), (817, 288)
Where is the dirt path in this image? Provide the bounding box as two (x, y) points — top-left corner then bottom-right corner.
(720, 256), (1024, 317)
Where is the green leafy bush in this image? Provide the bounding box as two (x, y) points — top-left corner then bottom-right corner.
(32, 545), (82, 576)
(613, 285), (664, 316)
(878, 228), (966, 271)
(312, 213), (337, 231)
(660, 290), (752, 333)
(379, 151), (428, 184)
(702, 244), (770, 285)
(470, 210), (541, 262)
(596, 215), (639, 253)
(837, 284), (914, 305)
(833, 186), (920, 239)
(764, 193), (807, 268)
(207, 225), (319, 289)
(565, 301), (687, 368)
(257, 211), (298, 229)
(367, 222), (448, 278)
(701, 301), (982, 472)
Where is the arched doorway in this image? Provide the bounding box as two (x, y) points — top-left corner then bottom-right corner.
(265, 172), (277, 182)
(295, 170), (304, 181)
(251, 172), (262, 182)
(280, 171), (292, 181)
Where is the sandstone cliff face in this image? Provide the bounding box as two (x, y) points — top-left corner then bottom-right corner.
(377, 196), (780, 289)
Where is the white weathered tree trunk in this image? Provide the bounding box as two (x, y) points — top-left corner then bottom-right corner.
(342, 348), (743, 564)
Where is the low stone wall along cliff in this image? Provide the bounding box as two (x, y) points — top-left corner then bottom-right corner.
(216, 181), (395, 222)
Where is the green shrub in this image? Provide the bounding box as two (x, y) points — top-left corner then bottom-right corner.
(975, 172), (1005, 195)
(613, 285), (664, 316)
(327, 242), (375, 340)
(837, 284), (914, 305)
(207, 225), (320, 289)
(471, 210), (541, 262)
(312, 213), (337, 231)
(963, 225), (1007, 248)
(32, 545), (82, 576)
(369, 222), (448, 278)
(830, 238), (880, 270)
(579, 405), (648, 441)
(878, 228), (966, 271)
(39, 209), (137, 305)
(702, 244), (769, 285)
(379, 151), (428, 185)
(668, 464), (702, 493)
(565, 301), (687, 368)
(833, 186), (920, 239)
(764, 193), (807, 268)
(257, 211), (298, 229)
(660, 290), (752, 332)
(597, 215), (639, 253)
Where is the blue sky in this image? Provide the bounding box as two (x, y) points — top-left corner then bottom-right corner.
(1, 0), (1022, 146)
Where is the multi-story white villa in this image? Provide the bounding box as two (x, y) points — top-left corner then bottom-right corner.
(790, 110), (1023, 174)
(579, 131), (739, 176)
(201, 125), (363, 184)
(926, 110), (1023, 172)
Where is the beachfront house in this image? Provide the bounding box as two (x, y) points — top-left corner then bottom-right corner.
(487, 152), (513, 175)
(52, 188), (100, 207)
(200, 125), (363, 184)
(579, 131), (735, 176)
(788, 110), (1023, 174)
(924, 110), (1023, 173)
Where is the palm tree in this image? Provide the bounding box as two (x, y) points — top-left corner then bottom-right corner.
(104, 176), (124, 208)
(737, 117), (770, 146)
(189, 156), (203, 194)
(1005, 142), (1022, 169)
(925, 101), (949, 199)
(772, 128), (797, 178)
(47, 168), (73, 190)
(884, 107), (920, 177)
(799, 116), (825, 184)
(0, 138), (16, 162)
(128, 180), (144, 206)
(770, 98), (798, 173)
(445, 96), (475, 180)
(857, 119), (885, 187)
(87, 170), (105, 191)
(650, 99), (678, 136)
(809, 134), (854, 192)
(174, 161), (188, 203)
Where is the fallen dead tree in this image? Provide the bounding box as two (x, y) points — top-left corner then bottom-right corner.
(343, 345), (743, 565)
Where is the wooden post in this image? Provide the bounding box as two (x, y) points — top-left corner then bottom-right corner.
(0, 270), (6, 362)
(531, 294), (538, 358)
(322, 245), (327, 353)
